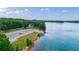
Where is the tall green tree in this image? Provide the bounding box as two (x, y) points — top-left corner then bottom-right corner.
(0, 32), (11, 51)
(26, 39), (33, 47)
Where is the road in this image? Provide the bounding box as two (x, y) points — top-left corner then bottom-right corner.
(5, 29), (41, 43)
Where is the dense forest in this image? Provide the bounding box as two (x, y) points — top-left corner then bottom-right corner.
(0, 18), (46, 31)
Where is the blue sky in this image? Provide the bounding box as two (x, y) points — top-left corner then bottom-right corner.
(0, 7), (79, 20)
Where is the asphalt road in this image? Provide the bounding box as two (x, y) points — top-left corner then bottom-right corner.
(5, 29), (40, 43)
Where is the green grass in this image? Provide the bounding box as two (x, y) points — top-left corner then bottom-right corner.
(11, 32), (40, 51)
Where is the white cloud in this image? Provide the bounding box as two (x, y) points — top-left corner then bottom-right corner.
(6, 9), (28, 14)
(14, 10), (20, 14)
(6, 10), (21, 14)
(0, 8), (6, 12)
(40, 8), (44, 11)
(6, 11), (13, 14)
(40, 8), (49, 11)
(25, 9), (29, 11)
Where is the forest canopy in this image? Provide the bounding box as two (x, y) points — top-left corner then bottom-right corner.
(0, 18), (46, 31)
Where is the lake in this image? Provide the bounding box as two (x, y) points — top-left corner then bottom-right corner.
(32, 22), (79, 51)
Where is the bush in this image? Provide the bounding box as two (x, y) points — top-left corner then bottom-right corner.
(15, 46), (19, 51)
(26, 39), (33, 47)
(0, 31), (11, 51)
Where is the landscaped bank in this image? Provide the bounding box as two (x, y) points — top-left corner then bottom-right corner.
(11, 32), (42, 51)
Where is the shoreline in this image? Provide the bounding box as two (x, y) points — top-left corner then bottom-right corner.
(22, 37), (40, 51)
(10, 29), (45, 51)
(22, 32), (44, 51)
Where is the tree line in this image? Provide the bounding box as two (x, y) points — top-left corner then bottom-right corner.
(0, 18), (46, 31)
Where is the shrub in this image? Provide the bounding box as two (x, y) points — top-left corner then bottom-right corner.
(15, 46), (19, 51)
(26, 39), (33, 47)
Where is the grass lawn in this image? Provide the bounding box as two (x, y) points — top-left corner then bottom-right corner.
(11, 32), (40, 51)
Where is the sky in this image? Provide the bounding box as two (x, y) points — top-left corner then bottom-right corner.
(0, 7), (79, 20)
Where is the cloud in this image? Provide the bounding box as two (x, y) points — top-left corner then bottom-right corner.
(0, 8), (6, 12)
(6, 9), (29, 15)
(6, 10), (21, 14)
(40, 8), (45, 11)
(6, 11), (13, 14)
(25, 9), (29, 11)
(14, 10), (20, 14)
(40, 8), (49, 11)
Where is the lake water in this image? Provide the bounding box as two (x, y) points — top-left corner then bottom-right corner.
(32, 22), (79, 51)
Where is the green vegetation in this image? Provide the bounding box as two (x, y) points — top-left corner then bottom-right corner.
(11, 32), (40, 51)
(0, 31), (11, 51)
(0, 18), (46, 32)
(26, 38), (33, 47)
(0, 29), (41, 51)
(0, 18), (45, 51)
(27, 20), (46, 31)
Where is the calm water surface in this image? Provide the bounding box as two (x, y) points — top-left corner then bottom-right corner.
(32, 22), (79, 51)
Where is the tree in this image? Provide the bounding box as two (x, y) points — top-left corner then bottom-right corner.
(15, 46), (19, 51)
(26, 39), (33, 47)
(0, 32), (11, 51)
